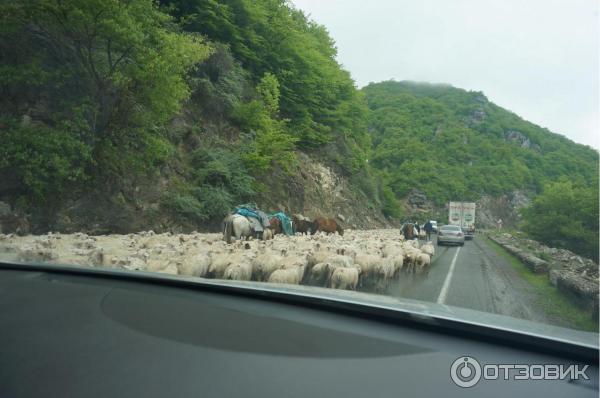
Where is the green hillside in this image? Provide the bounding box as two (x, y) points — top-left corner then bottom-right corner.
(362, 81), (599, 259)
(362, 81), (598, 205)
(0, 0), (597, 258)
(0, 0), (372, 220)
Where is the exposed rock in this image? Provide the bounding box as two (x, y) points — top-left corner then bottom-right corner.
(476, 190), (532, 229)
(556, 271), (599, 313)
(469, 109), (486, 124)
(504, 130), (540, 151)
(502, 244), (549, 273)
(407, 190), (428, 208)
(509, 191), (531, 214)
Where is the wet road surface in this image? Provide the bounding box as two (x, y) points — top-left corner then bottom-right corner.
(388, 236), (551, 325)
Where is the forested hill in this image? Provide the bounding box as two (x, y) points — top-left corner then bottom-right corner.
(0, 0), (597, 258)
(1, 0), (373, 231)
(362, 81), (598, 206)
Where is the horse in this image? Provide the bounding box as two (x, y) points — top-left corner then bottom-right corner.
(269, 216), (283, 235)
(401, 223), (415, 240)
(223, 214), (270, 243)
(312, 217), (344, 236)
(292, 214), (312, 234)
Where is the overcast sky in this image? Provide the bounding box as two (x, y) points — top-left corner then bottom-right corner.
(292, 0), (599, 149)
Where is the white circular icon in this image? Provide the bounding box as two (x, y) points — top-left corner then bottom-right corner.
(450, 356), (482, 388)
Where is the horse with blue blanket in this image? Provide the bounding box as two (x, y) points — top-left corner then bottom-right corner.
(268, 211), (293, 236)
(223, 204), (273, 243)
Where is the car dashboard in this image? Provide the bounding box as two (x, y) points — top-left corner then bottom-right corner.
(0, 262), (597, 398)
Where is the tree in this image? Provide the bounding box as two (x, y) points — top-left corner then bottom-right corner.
(521, 180), (599, 261)
(233, 73), (297, 172)
(1, 0), (211, 199)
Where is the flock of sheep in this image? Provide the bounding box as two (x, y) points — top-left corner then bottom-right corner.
(0, 229), (435, 292)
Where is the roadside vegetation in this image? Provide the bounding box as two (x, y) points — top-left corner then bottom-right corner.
(483, 236), (598, 332)
(520, 179), (599, 262)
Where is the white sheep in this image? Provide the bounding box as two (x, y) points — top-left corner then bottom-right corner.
(388, 253), (404, 274)
(208, 249), (235, 278)
(336, 245), (358, 259)
(324, 254), (354, 268)
(268, 265), (305, 285)
(281, 252), (310, 269)
(382, 244), (403, 258)
(252, 249), (284, 281)
(403, 239), (420, 249)
(157, 262), (178, 275)
(415, 253), (431, 274)
(329, 267), (360, 290)
(374, 258), (395, 281)
(421, 242), (435, 257)
(354, 253), (381, 278)
(178, 252), (212, 277)
(402, 246), (422, 273)
(223, 261), (253, 281)
(309, 262), (333, 285)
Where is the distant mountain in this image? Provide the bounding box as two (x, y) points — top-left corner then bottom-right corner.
(362, 81), (598, 206)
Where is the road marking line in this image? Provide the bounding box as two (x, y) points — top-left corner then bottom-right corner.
(437, 246), (461, 304)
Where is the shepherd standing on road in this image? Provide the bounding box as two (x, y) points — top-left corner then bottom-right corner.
(424, 220), (433, 241)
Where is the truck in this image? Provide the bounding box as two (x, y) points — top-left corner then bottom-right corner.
(448, 202), (476, 239)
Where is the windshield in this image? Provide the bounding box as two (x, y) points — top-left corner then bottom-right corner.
(0, 0), (598, 347)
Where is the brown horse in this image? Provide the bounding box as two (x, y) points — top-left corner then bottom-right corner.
(292, 214), (312, 234)
(312, 217), (344, 236)
(269, 216), (282, 235)
(401, 223), (415, 240)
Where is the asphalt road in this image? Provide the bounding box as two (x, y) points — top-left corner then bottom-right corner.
(388, 235), (552, 325)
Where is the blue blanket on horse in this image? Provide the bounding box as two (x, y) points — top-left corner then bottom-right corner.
(269, 212), (293, 235)
(234, 205), (270, 228)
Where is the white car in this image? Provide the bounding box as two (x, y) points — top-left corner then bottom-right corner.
(437, 225), (465, 246)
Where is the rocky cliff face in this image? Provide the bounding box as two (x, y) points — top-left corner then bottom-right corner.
(504, 130), (541, 151)
(251, 152), (391, 229)
(476, 191), (532, 228)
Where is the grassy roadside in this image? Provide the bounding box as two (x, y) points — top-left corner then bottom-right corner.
(481, 235), (598, 332)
